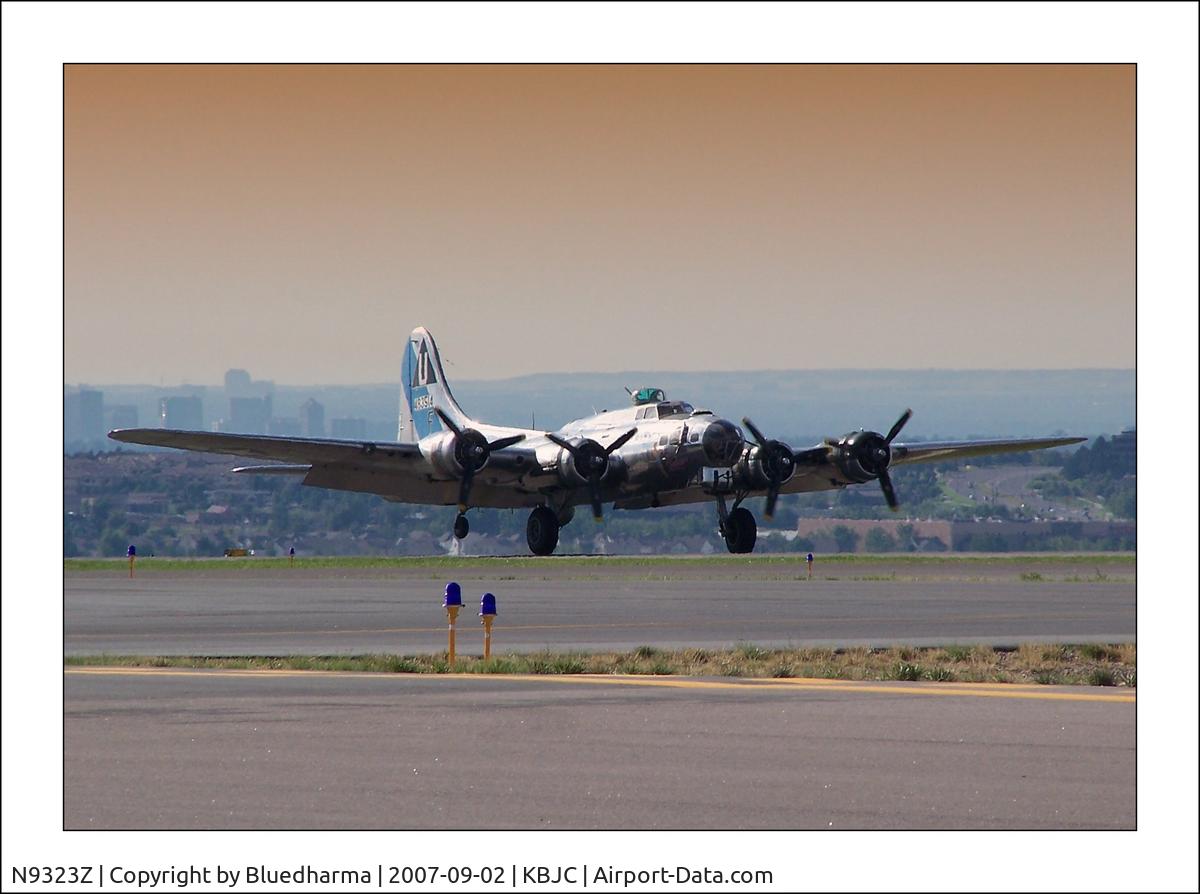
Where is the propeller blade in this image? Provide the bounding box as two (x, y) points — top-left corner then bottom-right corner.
(764, 486), (779, 520)
(589, 481), (604, 521)
(604, 427), (638, 455)
(434, 408), (463, 438)
(878, 468), (900, 511)
(545, 433), (578, 455)
(885, 409), (913, 444)
(456, 467), (475, 513)
(487, 433), (526, 451)
(741, 417), (768, 447)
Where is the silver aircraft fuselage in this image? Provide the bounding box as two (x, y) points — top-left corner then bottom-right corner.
(418, 397), (746, 511)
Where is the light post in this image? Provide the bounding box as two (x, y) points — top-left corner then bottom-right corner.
(443, 582), (463, 665)
(480, 593), (497, 660)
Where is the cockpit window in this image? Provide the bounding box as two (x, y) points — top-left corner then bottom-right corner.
(656, 401), (694, 419)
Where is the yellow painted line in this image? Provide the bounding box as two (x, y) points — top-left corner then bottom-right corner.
(64, 667), (1134, 703)
(68, 666), (338, 680)
(747, 676), (1051, 691)
(512, 675), (1134, 702)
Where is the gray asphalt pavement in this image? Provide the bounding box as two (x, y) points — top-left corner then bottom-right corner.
(64, 667), (1135, 830)
(65, 560), (1135, 655)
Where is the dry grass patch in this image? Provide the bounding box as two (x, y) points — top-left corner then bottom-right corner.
(68, 642), (1135, 686)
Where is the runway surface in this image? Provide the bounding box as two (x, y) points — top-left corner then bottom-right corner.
(65, 558), (1135, 655)
(64, 667), (1135, 830)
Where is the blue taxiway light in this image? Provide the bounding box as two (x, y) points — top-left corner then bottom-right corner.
(480, 593), (497, 617)
(443, 581), (463, 608)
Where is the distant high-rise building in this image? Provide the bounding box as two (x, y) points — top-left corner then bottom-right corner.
(107, 405), (138, 430)
(65, 389), (104, 446)
(225, 368), (274, 400)
(224, 368), (253, 397)
(301, 398), (325, 437)
(160, 396), (203, 431)
(229, 395), (272, 434)
(330, 417), (368, 439)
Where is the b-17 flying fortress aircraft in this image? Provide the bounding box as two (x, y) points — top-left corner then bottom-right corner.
(110, 328), (1084, 555)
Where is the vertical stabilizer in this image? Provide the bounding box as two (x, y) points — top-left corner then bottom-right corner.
(398, 327), (470, 442)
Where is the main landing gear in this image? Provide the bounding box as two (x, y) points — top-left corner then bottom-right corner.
(526, 506), (560, 556)
(456, 505), (570, 555)
(716, 496), (757, 554)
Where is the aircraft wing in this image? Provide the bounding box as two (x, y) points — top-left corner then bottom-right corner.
(106, 428), (544, 508)
(887, 436), (1085, 466)
(775, 434), (1085, 495)
(616, 434), (1085, 510)
(108, 428), (422, 466)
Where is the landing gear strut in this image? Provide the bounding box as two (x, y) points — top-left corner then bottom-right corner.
(716, 495), (757, 554)
(526, 506), (560, 556)
(453, 513), (470, 540)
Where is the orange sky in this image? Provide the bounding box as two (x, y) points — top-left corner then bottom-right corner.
(65, 64), (1133, 384)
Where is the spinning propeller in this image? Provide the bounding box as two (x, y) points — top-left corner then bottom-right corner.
(874, 408), (913, 510)
(740, 417), (797, 520)
(546, 428), (638, 520)
(435, 408), (525, 511)
(835, 408), (913, 511)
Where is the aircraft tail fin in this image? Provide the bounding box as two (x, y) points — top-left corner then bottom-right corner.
(398, 327), (470, 442)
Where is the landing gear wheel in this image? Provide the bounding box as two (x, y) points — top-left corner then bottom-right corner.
(723, 507), (757, 554)
(526, 506), (560, 556)
(453, 514), (470, 540)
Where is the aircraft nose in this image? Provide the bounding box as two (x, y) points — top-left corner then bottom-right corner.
(702, 419), (745, 466)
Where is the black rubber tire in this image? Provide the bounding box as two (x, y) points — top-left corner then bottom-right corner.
(453, 514), (470, 540)
(723, 507), (757, 554)
(526, 506), (560, 556)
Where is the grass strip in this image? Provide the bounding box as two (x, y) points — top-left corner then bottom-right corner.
(66, 642), (1135, 687)
(64, 553), (1136, 573)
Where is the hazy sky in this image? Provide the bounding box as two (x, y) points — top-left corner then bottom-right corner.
(65, 64), (1134, 384)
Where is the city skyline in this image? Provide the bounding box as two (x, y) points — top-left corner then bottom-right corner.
(64, 366), (1136, 452)
(66, 64), (1134, 385)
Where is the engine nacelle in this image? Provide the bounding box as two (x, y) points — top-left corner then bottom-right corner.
(555, 438), (621, 488)
(829, 430), (891, 483)
(422, 428), (492, 478)
(733, 440), (797, 490)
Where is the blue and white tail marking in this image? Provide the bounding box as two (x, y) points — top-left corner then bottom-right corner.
(398, 327), (470, 442)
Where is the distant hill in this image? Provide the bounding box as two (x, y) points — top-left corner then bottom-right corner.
(75, 368), (1133, 449)
(452, 369), (1134, 441)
